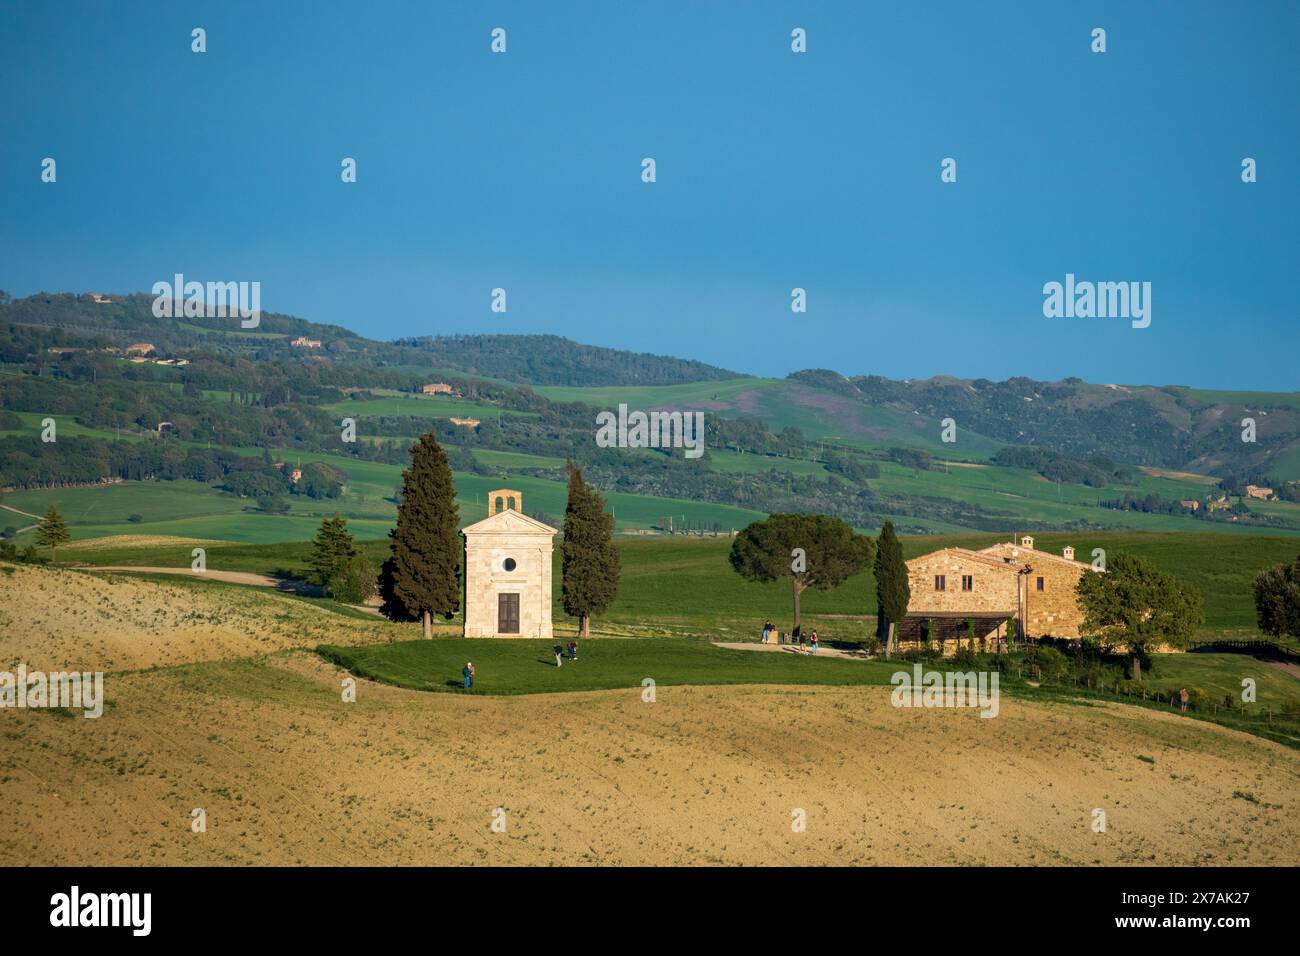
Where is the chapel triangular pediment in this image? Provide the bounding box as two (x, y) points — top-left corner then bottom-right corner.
(463, 508), (557, 536)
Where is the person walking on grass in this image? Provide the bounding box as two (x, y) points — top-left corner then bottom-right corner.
(568, 640), (578, 661)
(809, 631), (819, 655)
(761, 620), (772, 644)
(1179, 687), (1189, 713)
(463, 662), (473, 689)
(554, 643), (564, 667)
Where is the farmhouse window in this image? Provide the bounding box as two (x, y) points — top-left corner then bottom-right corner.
(1036, 576), (1045, 592)
(934, 575), (946, 592)
(961, 574), (973, 592)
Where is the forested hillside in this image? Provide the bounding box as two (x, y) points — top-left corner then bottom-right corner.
(3, 291), (1299, 538)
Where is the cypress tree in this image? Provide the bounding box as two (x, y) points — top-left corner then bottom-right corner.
(307, 514), (356, 591)
(874, 520), (910, 659)
(35, 504), (71, 562)
(561, 462), (620, 638)
(382, 432), (461, 638)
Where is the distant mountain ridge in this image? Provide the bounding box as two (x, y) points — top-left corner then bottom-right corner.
(0, 292), (740, 387)
(3, 290), (1298, 481)
(784, 369), (1300, 479)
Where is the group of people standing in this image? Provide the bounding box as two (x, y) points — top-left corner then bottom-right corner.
(462, 640), (581, 688)
(760, 621), (819, 654)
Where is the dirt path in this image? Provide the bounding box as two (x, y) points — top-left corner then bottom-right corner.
(78, 564), (382, 615)
(1265, 659), (1300, 680)
(714, 641), (868, 661)
(0, 503), (39, 535)
(0, 503), (42, 520)
(82, 565), (287, 588)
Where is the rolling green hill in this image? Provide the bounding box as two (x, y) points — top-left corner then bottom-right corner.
(60, 530), (1299, 641)
(4, 291), (1300, 540)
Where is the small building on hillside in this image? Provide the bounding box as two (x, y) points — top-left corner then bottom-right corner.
(422, 383), (454, 395)
(291, 336), (323, 349)
(462, 490), (556, 638)
(450, 417), (481, 428)
(902, 535), (1099, 649)
(1179, 499), (1201, 511)
(124, 342), (156, 356)
(1246, 485), (1274, 501)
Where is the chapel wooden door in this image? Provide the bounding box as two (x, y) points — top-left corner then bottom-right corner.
(498, 592), (520, 634)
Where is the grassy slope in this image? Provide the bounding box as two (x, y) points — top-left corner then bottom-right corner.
(9, 378), (1299, 537)
(62, 531), (1300, 640)
(318, 636), (901, 695)
(536, 378), (1007, 455)
(11, 434), (1295, 543)
(316, 639), (1300, 729)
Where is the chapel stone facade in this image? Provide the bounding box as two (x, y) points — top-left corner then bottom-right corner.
(462, 489), (557, 638)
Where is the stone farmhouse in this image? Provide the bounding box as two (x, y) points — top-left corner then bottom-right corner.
(902, 535), (1098, 649)
(462, 489), (557, 638)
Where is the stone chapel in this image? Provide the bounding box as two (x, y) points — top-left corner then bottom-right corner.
(462, 489), (557, 638)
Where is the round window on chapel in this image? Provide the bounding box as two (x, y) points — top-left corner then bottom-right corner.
(503, 557), (517, 572)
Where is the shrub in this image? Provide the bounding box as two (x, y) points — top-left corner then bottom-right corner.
(860, 636), (882, 656)
(1026, 644), (1069, 680)
(328, 556), (378, 604)
(127, 514), (143, 523)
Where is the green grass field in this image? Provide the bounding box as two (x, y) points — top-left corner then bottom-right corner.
(318, 636), (901, 696)
(536, 378), (1008, 456)
(473, 448), (565, 470)
(314, 638), (1300, 742)
(0, 411), (152, 442)
(1148, 653), (1300, 707)
(59, 530), (1300, 640)
(320, 394), (535, 422)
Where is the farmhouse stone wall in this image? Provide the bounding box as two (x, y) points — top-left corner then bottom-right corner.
(979, 540), (1092, 638)
(904, 539), (1100, 641)
(904, 549), (1020, 642)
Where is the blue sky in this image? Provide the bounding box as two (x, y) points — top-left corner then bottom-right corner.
(2, 1), (1297, 389)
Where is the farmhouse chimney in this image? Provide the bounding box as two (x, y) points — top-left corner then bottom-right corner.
(1020, 535), (1034, 549)
(1063, 545), (1075, 560)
